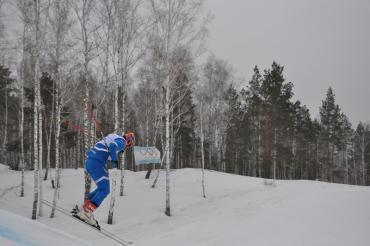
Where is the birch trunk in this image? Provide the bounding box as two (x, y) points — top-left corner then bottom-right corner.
(119, 71), (126, 196)
(74, 0), (95, 201)
(38, 102), (43, 216)
(354, 158), (358, 185)
(20, 65), (25, 197)
(83, 87), (91, 200)
(107, 167), (118, 224)
(51, 82), (62, 217)
(2, 79), (7, 164)
(44, 81), (55, 181)
(165, 75), (171, 216)
(19, 11), (27, 195)
(83, 75), (91, 199)
(200, 101), (206, 198)
(32, 0), (41, 220)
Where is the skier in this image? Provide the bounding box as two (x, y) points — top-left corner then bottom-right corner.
(75, 131), (136, 225)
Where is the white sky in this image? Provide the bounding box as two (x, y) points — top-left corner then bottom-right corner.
(1, 0), (369, 125)
(204, 0), (370, 125)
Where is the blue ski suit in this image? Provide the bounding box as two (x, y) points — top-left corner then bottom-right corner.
(85, 133), (126, 207)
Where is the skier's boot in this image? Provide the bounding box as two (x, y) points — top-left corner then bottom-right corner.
(78, 200), (98, 226)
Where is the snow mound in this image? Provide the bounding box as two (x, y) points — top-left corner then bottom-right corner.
(0, 208), (90, 246)
(0, 164), (9, 171)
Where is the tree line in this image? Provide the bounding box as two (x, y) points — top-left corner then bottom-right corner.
(0, 0), (369, 219)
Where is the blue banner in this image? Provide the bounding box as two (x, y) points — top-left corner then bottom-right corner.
(133, 146), (161, 165)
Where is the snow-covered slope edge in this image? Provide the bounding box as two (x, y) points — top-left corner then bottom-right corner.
(1, 166), (370, 246)
(0, 208), (90, 246)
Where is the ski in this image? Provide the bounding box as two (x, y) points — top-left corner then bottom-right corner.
(71, 205), (101, 230)
(41, 199), (133, 246)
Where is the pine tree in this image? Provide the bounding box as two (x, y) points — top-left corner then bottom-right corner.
(354, 122), (370, 185)
(224, 84), (245, 174)
(0, 65), (15, 165)
(319, 87), (342, 182)
(260, 62), (294, 179)
(243, 66), (263, 177)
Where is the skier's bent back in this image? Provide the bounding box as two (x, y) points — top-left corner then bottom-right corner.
(78, 131), (136, 224)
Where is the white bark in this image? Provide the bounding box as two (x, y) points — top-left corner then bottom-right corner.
(115, 0), (144, 197)
(119, 87), (125, 196)
(1, 78), (7, 163)
(200, 100), (206, 198)
(44, 77), (55, 181)
(165, 75), (171, 216)
(74, 0), (95, 200)
(32, 0), (41, 220)
(17, 0), (30, 197)
(48, 0), (73, 215)
(107, 167), (118, 224)
(51, 90), (62, 218)
(20, 58), (25, 197)
(149, 0), (207, 215)
(38, 95), (43, 216)
(152, 148), (167, 188)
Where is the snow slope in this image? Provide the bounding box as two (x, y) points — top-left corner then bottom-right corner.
(0, 208), (90, 246)
(1, 163), (370, 246)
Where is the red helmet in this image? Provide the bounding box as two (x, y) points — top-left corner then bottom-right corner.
(124, 131), (136, 148)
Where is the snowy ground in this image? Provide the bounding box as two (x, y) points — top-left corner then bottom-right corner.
(0, 208), (90, 246)
(1, 163), (370, 246)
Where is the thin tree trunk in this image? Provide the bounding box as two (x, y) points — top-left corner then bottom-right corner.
(273, 127), (277, 181)
(152, 148), (167, 188)
(44, 81), (55, 181)
(32, 0), (41, 220)
(361, 134), (366, 185)
(200, 101), (206, 198)
(257, 120), (262, 177)
(345, 145), (348, 184)
(83, 77), (91, 200)
(32, 67), (39, 220)
(20, 51), (25, 196)
(107, 165), (117, 224)
(119, 72), (127, 196)
(165, 75), (171, 216)
(51, 88), (62, 218)
(2, 79), (7, 164)
(20, 81), (25, 196)
(114, 89), (119, 132)
(354, 158), (358, 185)
(38, 106), (43, 216)
(81, 0), (92, 201)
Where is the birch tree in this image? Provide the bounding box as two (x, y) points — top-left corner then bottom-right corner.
(16, 0), (33, 197)
(199, 100), (206, 198)
(199, 56), (232, 172)
(104, 0), (145, 224)
(47, 0), (74, 218)
(31, 0), (42, 220)
(111, 0), (145, 197)
(149, 0), (208, 216)
(73, 0), (96, 201)
(355, 123), (370, 185)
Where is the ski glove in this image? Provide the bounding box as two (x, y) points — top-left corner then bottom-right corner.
(112, 160), (120, 169)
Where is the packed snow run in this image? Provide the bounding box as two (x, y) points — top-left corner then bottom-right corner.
(1, 163), (370, 246)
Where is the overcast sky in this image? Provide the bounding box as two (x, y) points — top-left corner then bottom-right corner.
(204, 0), (370, 125)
